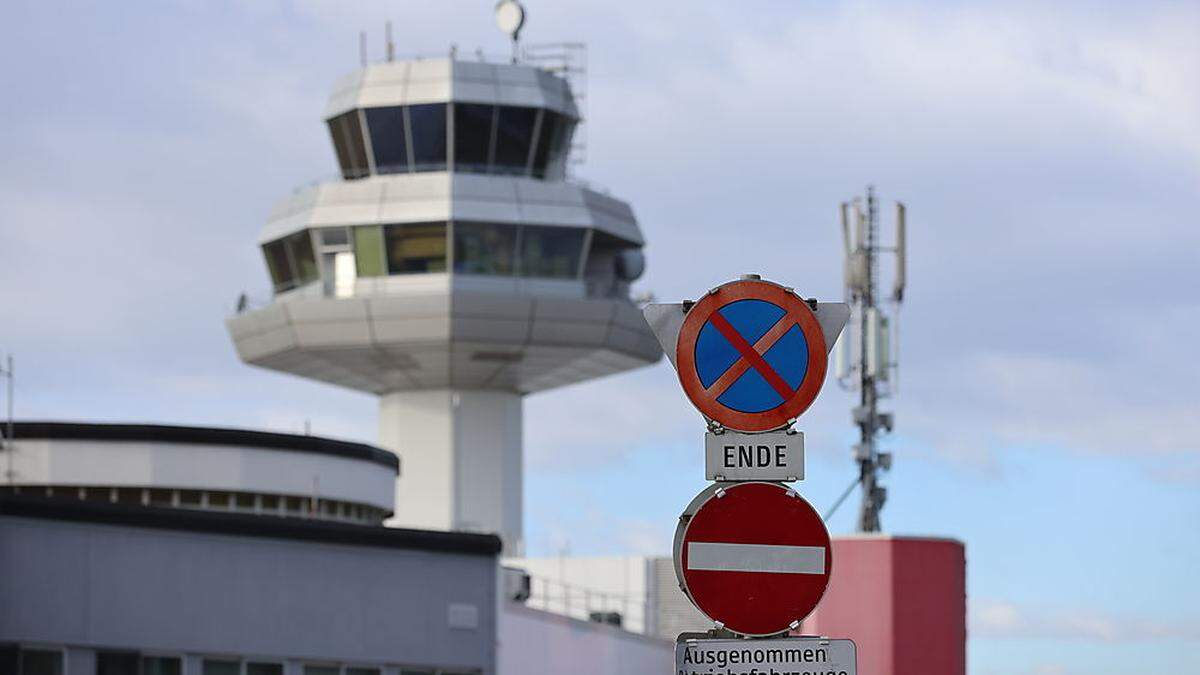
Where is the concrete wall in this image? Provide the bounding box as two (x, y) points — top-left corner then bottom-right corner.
(648, 557), (711, 639)
(800, 535), (967, 675)
(0, 512), (497, 673)
(497, 603), (670, 675)
(382, 390), (522, 556)
(8, 438), (395, 512)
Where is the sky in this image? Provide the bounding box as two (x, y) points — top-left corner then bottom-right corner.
(2, 1), (1198, 673)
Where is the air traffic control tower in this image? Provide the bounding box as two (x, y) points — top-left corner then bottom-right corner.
(226, 51), (661, 555)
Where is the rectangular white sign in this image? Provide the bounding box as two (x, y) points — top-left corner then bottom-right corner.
(705, 431), (804, 481)
(676, 636), (856, 675)
(687, 542), (826, 575)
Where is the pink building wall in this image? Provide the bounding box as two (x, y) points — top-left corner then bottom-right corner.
(798, 535), (966, 675)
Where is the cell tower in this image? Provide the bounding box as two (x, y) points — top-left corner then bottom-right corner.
(833, 186), (906, 532)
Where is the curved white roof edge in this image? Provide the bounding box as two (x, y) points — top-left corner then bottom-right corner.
(7, 423), (396, 513)
(324, 58), (580, 121)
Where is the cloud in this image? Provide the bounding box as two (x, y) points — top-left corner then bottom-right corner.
(972, 599), (1200, 642)
(898, 346), (1200, 467)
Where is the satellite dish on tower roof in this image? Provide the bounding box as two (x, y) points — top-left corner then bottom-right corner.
(495, 0), (526, 41)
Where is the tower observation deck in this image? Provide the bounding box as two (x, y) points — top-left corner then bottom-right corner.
(226, 55), (661, 554)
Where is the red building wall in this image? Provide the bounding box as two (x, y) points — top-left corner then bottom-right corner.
(798, 536), (966, 675)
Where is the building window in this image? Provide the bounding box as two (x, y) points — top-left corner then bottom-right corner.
(97, 651), (140, 675)
(385, 223), (447, 274)
(532, 112), (574, 179)
(494, 106), (538, 174)
(319, 227), (350, 248)
(302, 666), (339, 675)
(453, 104), (494, 173)
(333, 104), (574, 179)
(365, 106), (409, 174)
(289, 231), (319, 286)
(261, 494), (279, 511)
(13, 648), (64, 675)
(179, 490), (201, 506)
(407, 104), (448, 172)
(142, 656), (181, 675)
(263, 231), (319, 293)
(345, 669), (381, 675)
(202, 660), (240, 675)
(116, 488), (141, 505)
(328, 111), (370, 179)
(246, 664), (283, 675)
(352, 226), (386, 277)
(453, 222), (517, 275)
(263, 240), (291, 291)
(520, 226), (585, 278)
(84, 487), (112, 504)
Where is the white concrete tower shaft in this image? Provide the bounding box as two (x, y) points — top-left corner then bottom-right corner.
(381, 390), (522, 551)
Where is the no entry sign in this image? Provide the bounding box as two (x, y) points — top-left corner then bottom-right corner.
(673, 481), (832, 636)
(676, 279), (828, 432)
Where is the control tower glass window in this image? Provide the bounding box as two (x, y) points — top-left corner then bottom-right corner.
(408, 104), (448, 171)
(365, 106), (409, 174)
(386, 223), (447, 273)
(454, 222), (517, 275)
(353, 225), (386, 277)
(532, 112), (574, 179)
(494, 106), (538, 174)
(328, 104), (573, 179)
(263, 231), (319, 292)
(328, 111), (369, 179)
(519, 226), (585, 278)
(454, 103), (495, 173)
(290, 230), (318, 282)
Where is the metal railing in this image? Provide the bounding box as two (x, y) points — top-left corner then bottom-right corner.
(523, 574), (651, 634)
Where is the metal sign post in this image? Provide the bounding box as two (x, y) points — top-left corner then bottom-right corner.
(643, 275), (855, 670)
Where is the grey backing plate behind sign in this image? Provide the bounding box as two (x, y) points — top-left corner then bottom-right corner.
(642, 301), (851, 370)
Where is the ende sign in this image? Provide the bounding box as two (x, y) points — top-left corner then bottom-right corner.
(676, 636), (857, 675)
(705, 431), (804, 481)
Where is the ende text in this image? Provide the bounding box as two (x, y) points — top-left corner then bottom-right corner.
(723, 445), (789, 469)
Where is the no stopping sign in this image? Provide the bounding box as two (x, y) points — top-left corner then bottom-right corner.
(676, 279), (828, 432)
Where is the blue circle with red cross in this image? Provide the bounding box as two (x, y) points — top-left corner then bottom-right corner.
(695, 299), (810, 413)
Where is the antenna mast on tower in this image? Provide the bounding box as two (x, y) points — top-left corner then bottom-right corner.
(833, 186), (906, 532)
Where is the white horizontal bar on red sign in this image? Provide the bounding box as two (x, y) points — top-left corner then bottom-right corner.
(687, 542), (826, 575)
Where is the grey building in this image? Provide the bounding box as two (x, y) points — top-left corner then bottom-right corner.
(0, 422), (499, 675)
(0, 494), (499, 675)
